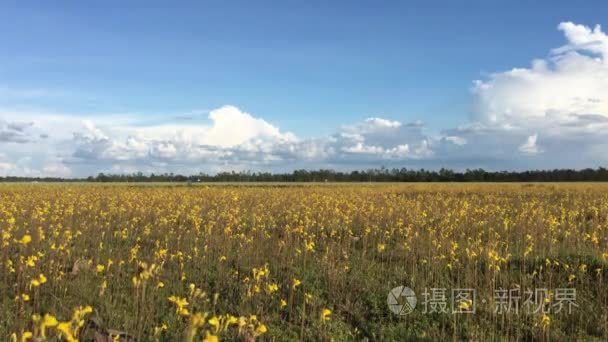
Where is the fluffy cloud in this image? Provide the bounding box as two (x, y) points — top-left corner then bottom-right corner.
(438, 22), (608, 168)
(68, 106), (298, 166)
(69, 107), (432, 168)
(0, 105), (435, 176)
(330, 117), (431, 161)
(473, 22), (608, 124)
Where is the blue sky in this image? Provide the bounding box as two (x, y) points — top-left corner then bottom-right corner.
(1, 1), (608, 176)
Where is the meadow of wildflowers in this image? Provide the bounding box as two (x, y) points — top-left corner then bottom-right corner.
(1, 183), (607, 340)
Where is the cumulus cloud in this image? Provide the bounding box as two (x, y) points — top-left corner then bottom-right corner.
(0, 105), (435, 176)
(434, 21), (608, 169)
(71, 109), (432, 168)
(67, 106), (297, 165)
(333, 116), (430, 161)
(553, 22), (608, 57)
(473, 22), (608, 124)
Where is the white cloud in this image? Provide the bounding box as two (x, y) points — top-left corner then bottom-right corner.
(433, 21), (608, 169)
(0, 105), (436, 176)
(519, 133), (542, 155)
(553, 22), (608, 57)
(362, 117), (402, 129)
(473, 22), (608, 125)
(68, 106), (297, 165)
(331, 116), (432, 162)
(205, 106), (295, 147)
(342, 143), (386, 155)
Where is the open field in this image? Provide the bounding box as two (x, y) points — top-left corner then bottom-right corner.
(1, 183), (607, 341)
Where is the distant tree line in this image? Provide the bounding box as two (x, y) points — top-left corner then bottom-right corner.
(2, 167), (608, 182)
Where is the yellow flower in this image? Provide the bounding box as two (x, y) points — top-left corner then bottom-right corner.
(190, 313), (206, 328)
(458, 299), (472, 311)
(280, 299), (287, 308)
(18, 234), (32, 245)
(25, 255), (38, 267)
(208, 316), (220, 330)
(21, 331), (33, 342)
(321, 308), (332, 321)
(96, 264), (105, 273)
(42, 314), (58, 327)
(57, 322), (77, 342)
(71, 305), (93, 325)
(132, 276), (141, 287)
(541, 314), (551, 328)
(266, 282), (279, 294)
(39, 314), (58, 337)
(168, 295), (189, 316)
(254, 323), (268, 336)
(30, 273), (48, 287)
(203, 332), (219, 342)
(291, 278), (301, 289)
(226, 315), (239, 325)
(377, 243), (386, 253)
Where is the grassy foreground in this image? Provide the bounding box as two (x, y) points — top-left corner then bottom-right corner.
(1, 183), (607, 340)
